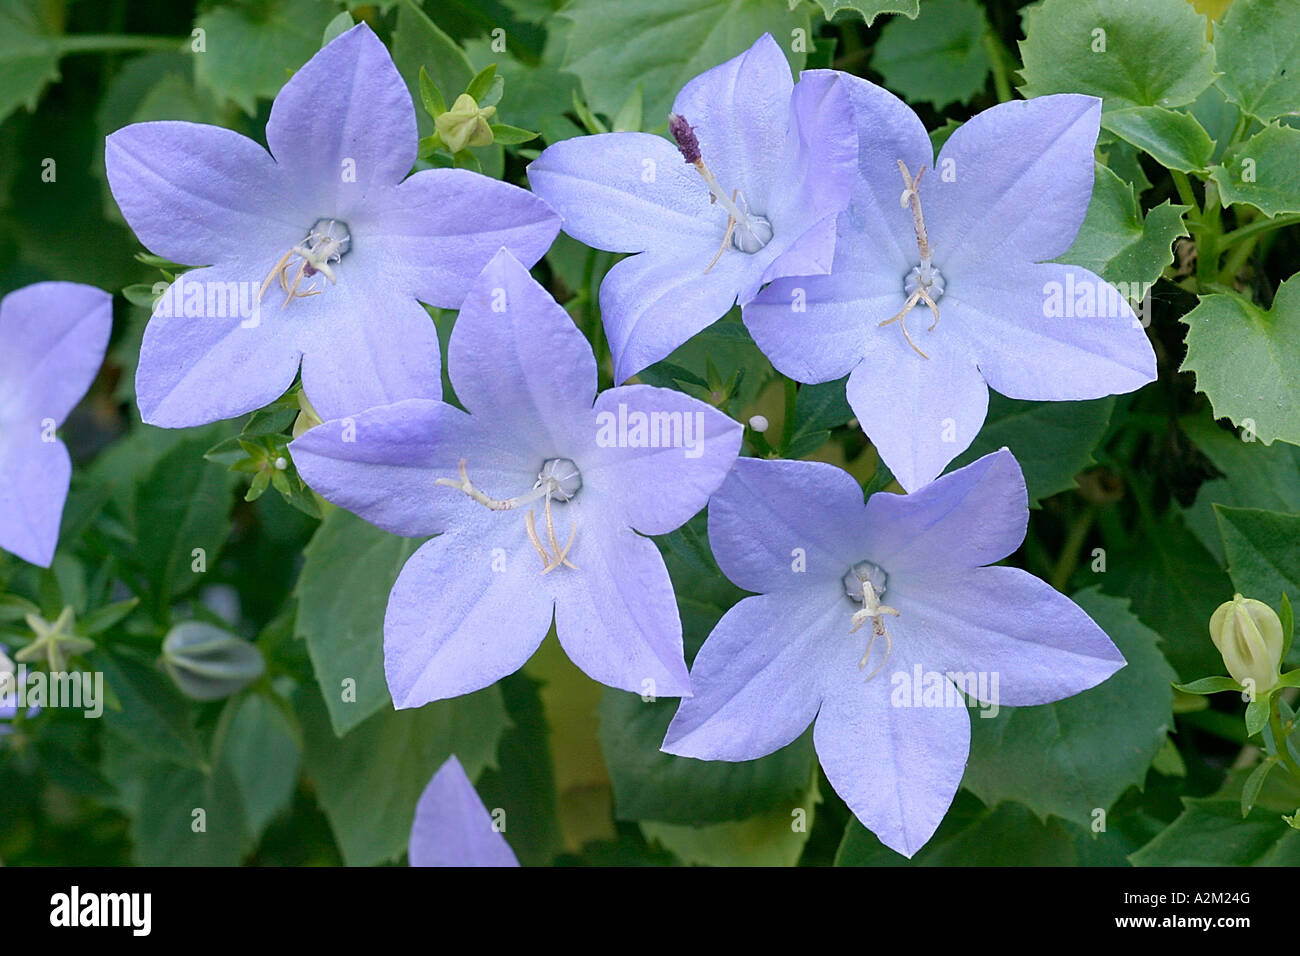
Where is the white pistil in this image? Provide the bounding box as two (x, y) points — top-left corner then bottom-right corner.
(879, 160), (943, 360)
(844, 563), (899, 682)
(436, 459), (580, 574)
(258, 219), (351, 310)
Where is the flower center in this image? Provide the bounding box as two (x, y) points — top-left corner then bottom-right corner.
(436, 457), (582, 574)
(878, 161), (943, 359)
(669, 113), (774, 272)
(258, 218), (352, 309)
(842, 560), (899, 681)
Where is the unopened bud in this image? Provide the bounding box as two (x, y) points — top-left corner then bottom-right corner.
(162, 621), (266, 702)
(435, 94), (496, 153)
(1209, 594), (1283, 695)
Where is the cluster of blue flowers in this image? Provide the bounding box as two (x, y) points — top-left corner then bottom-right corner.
(1, 24), (1159, 861)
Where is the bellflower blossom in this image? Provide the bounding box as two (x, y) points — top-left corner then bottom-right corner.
(290, 249), (742, 708)
(527, 33), (857, 383)
(409, 756), (519, 867)
(0, 282), (112, 567)
(663, 449), (1125, 857)
(744, 81), (1157, 492)
(105, 23), (559, 427)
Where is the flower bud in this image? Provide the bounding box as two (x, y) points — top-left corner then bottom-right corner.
(435, 94), (496, 153)
(162, 621), (265, 702)
(1209, 594), (1283, 696)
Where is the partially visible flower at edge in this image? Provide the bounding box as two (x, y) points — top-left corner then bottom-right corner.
(409, 755), (519, 867)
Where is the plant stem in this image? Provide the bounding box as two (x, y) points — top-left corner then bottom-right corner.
(1270, 696), (1300, 779)
(1220, 212), (1300, 250)
(1050, 506), (1096, 592)
(778, 377), (797, 455)
(982, 31), (1014, 103)
(54, 34), (187, 55)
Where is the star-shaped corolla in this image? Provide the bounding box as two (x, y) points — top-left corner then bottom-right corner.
(105, 23), (559, 428)
(0, 282), (112, 567)
(744, 81), (1157, 492)
(290, 249), (742, 708)
(662, 448), (1125, 857)
(409, 755), (519, 867)
(527, 33), (857, 384)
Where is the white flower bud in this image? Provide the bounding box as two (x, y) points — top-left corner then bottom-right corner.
(1209, 594), (1283, 695)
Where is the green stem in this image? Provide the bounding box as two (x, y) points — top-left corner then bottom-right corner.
(54, 34), (187, 55)
(1196, 179), (1223, 287)
(982, 31), (1014, 103)
(1220, 212), (1300, 250)
(1050, 506), (1096, 592)
(778, 377), (797, 455)
(1270, 696), (1300, 779)
(1171, 169), (1199, 211)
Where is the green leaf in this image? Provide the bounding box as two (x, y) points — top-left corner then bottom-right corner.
(1057, 163), (1189, 291)
(299, 684), (510, 866)
(465, 62), (498, 102)
(1100, 512), (1232, 680)
(1215, 506), (1300, 609)
(1241, 759), (1276, 817)
(1101, 106), (1214, 173)
(836, 792), (1078, 865)
(1172, 675), (1243, 695)
(294, 508), (424, 736)
(964, 590), (1175, 827)
(0, 0), (61, 123)
(799, 0), (919, 23)
(124, 435), (237, 611)
(1131, 798), (1300, 865)
(489, 123), (539, 145)
(1018, 0), (1216, 111)
(948, 393), (1114, 507)
(1181, 276), (1300, 446)
(321, 10), (354, 47)
(1179, 410), (1300, 563)
(417, 65), (445, 117)
(641, 776), (818, 866)
(92, 649), (204, 770)
(391, 0), (475, 139)
(193, 0), (337, 115)
(1211, 123), (1300, 216)
(786, 379), (854, 459)
(131, 760), (251, 866)
(871, 0), (990, 109)
(1212, 0), (1300, 123)
(561, 0), (810, 121)
(600, 690), (816, 826)
(1245, 697), (1271, 737)
(217, 692), (301, 838)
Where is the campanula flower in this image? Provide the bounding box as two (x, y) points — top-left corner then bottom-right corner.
(105, 23), (559, 427)
(744, 81), (1157, 491)
(409, 755), (519, 867)
(527, 33), (857, 383)
(290, 249), (742, 708)
(663, 449), (1125, 857)
(0, 282), (112, 567)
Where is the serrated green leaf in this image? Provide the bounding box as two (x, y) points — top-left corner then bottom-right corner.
(1101, 105), (1214, 172)
(1211, 123), (1300, 216)
(294, 508), (424, 735)
(0, 0), (61, 123)
(798, 0), (919, 24)
(836, 791), (1078, 865)
(1132, 797), (1300, 864)
(193, 0), (336, 115)
(1214, 506), (1300, 613)
(1018, 0), (1216, 110)
(1181, 276), (1300, 446)
(1213, 0), (1300, 123)
(562, 0), (810, 121)
(871, 0), (990, 108)
(964, 590), (1175, 826)
(299, 683), (509, 866)
(948, 393), (1114, 506)
(1057, 164), (1189, 290)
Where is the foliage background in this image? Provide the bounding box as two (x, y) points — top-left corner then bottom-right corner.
(1, 0), (1298, 866)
